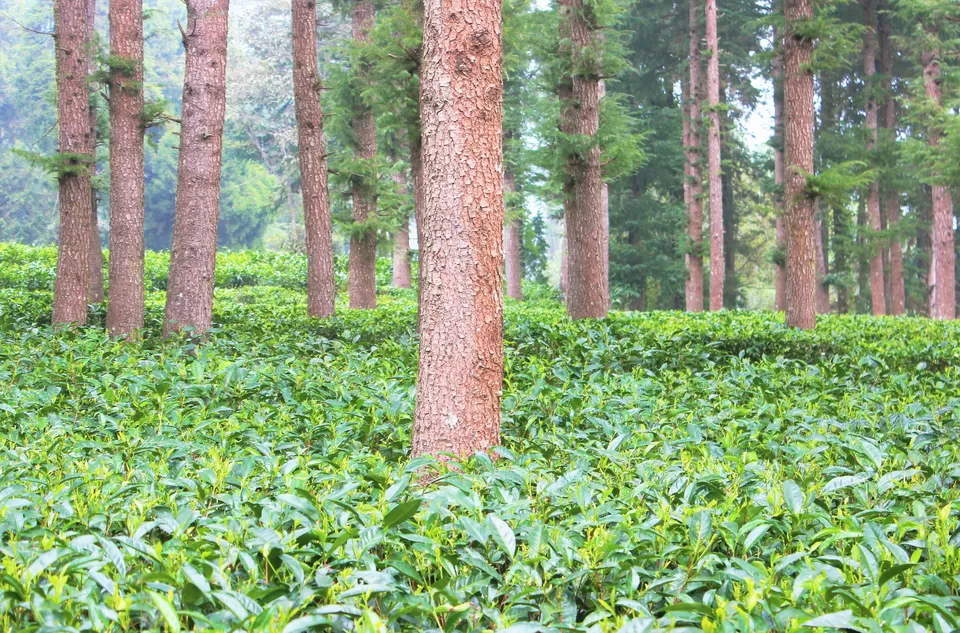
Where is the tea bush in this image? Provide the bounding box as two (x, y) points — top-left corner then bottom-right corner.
(1, 245), (960, 633)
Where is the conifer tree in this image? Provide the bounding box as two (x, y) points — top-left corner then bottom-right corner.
(705, 0), (724, 310)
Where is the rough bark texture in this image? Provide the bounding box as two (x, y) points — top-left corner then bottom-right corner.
(412, 0), (504, 459)
(163, 0), (230, 337)
(348, 0), (378, 310)
(292, 0), (336, 317)
(559, 0), (607, 320)
(106, 0), (145, 338)
(772, 26), (786, 312)
(86, 0), (105, 304)
(705, 0), (723, 311)
(52, 0), (94, 326)
(784, 0), (816, 329)
(685, 0), (704, 312)
(861, 0), (885, 315)
(878, 1), (904, 315)
(922, 31), (955, 320)
(504, 170), (523, 300)
(391, 168), (412, 288)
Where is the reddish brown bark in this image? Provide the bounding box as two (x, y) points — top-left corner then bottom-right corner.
(878, 2), (904, 315)
(163, 0), (230, 337)
(705, 0), (723, 311)
(412, 0), (504, 459)
(52, 0), (94, 326)
(773, 26), (786, 312)
(559, 0), (607, 319)
(784, 0), (816, 329)
(685, 0), (704, 312)
(861, 0), (885, 315)
(922, 29), (954, 320)
(292, 0), (336, 317)
(504, 170), (523, 300)
(392, 168), (412, 288)
(106, 0), (145, 338)
(348, 0), (378, 310)
(86, 0), (105, 305)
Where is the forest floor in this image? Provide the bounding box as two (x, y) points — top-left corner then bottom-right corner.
(1, 243), (960, 632)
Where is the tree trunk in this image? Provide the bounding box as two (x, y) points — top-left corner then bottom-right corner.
(392, 168), (412, 288)
(348, 0), (378, 310)
(560, 0), (607, 319)
(293, 0), (336, 317)
(410, 134), (424, 325)
(559, 236), (568, 294)
(106, 0), (145, 338)
(832, 205), (849, 313)
(163, 0), (230, 337)
(504, 170), (523, 300)
(860, 0), (885, 315)
(784, 0), (816, 329)
(720, 82), (737, 309)
(86, 0), (105, 304)
(773, 26), (786, 312)
(815, 211), (830, 313)
(685, 0), (704, 312)
(922, 30), (954, 320)
(52, 0), (94, 326)
(705, 0), (723, 311)
(412, 0), (504, 459)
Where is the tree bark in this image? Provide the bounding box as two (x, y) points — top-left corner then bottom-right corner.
(292, 0), (336, 317)
(52, 0), (94, 326)
(86, 0), (105, 304)
(106, 0), (145, 338)
(392, 168), (412, 288)
(685, 0), (704, 312)
(922, 29), (954, 320)
(163, 0), (230, 337)
(815, 211), (829, 313)
(705, 0), (723, 310)
(861, 0), (885, 315)
(559, 0), (607, 319)
(784, 0), (816, 329)
(878, 1), (904, 315)
(504, 170), (523, 300)
(773, 26), (786, 312)
(348, 0), (378, 310)
(412, 0), (504, 459)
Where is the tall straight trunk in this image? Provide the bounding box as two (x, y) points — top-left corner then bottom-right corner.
(705, 0), (723, 310)
(878, 3), (904, 314)
(720, 82), (737, 308)
(861, 0), (885, 315)
(52, 0), (93, 326)
(815, 211), (829, 313)
(293, 0), (336, 317)
(773, 26), (786, 311)
(392, 168), (412, 288)
(348, 0), (378, 310)
(560, 0), (607, 319)
(784, 0), (816, 329)
(412, 0), (504, 459)
(922, 29), (954, 320)
(685, 0), (704, 312)
(86, 0), (105, 304)
(504, 170), (523, 300)
(162, 0), (230, 337)
(106, 0), (145, 338)
(856, 195), (869, 311)
(833, 205), (849, 312)
(559, 236), (568, 294)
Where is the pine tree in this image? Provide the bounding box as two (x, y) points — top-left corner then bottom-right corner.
(685, 0), (705, 312)
(86, 0), (105, 305)
(861, 0), (885, 314)
(705, 0), (724, 310)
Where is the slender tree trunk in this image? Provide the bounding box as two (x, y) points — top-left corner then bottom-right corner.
(86, 0), (105, 304)
(559, 236), (568, 294)
(163, 0), (230, 337)
(685, 0), (704, 312)
(877, 0), (907, 316)
(921, 30), (954, 320)
(773, 26), (786, 311)
(293, 0), (336, 317)
(860, 0), (885, 315)
(504, 170), (523, 300)
(833, 205), (849, 312)
(412, 0), (504, 459)
(106, 0), (145, 338)
(348, 0), (378, 310)
(815, 211), (829, 313)
(52, 0), (93, 326)
(784, 0), (816, 329)
(705, 0), (724, 310)
(392, 168), (412, 288)
(559, 0), (607, 319)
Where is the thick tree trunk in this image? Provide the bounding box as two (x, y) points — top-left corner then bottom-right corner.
(559, 0), (607, 319)
(86, 0), (105, 305)
(163, 0), (229, 337)
(773, 26), (786, 312)
(504, 170), (523, 300)
(52, 0), (94, 326)
(392, 168), (412, 288)
(784, 0), (816, 329)
(293, 0), (336, 317)
(705, 0), (723, 310)
(861, 0), (885, 315)
(878, 2), (904, 315)
(412, 0), (504, 459)
(348, 0), (378, 310)
(106, 0), (145, 338)
(922, 33), (955, 320)
(685, 0), (704, 312)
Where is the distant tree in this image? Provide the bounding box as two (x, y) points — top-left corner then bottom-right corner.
(686, 0), (705, 312)
(772, 24), (786, 311)
(861, 0), (885, 314)
(86, 0), (104, 304)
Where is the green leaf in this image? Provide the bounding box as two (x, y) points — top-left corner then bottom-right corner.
(661, 602), (714, 617)
(382, 499), (421, 530)
(488, 515), (517, 558)
(688, 510), (712, 543)
(878, 563), (915, 587)
(822, 475), (869, 493)
(283, 615), (330, 633)
(148, 590), (182, 633)
(802, 610), (855, 629)
(743, 523), (771, 552)
(783, 480), (805, 515)
(182, 563), (210, 596)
